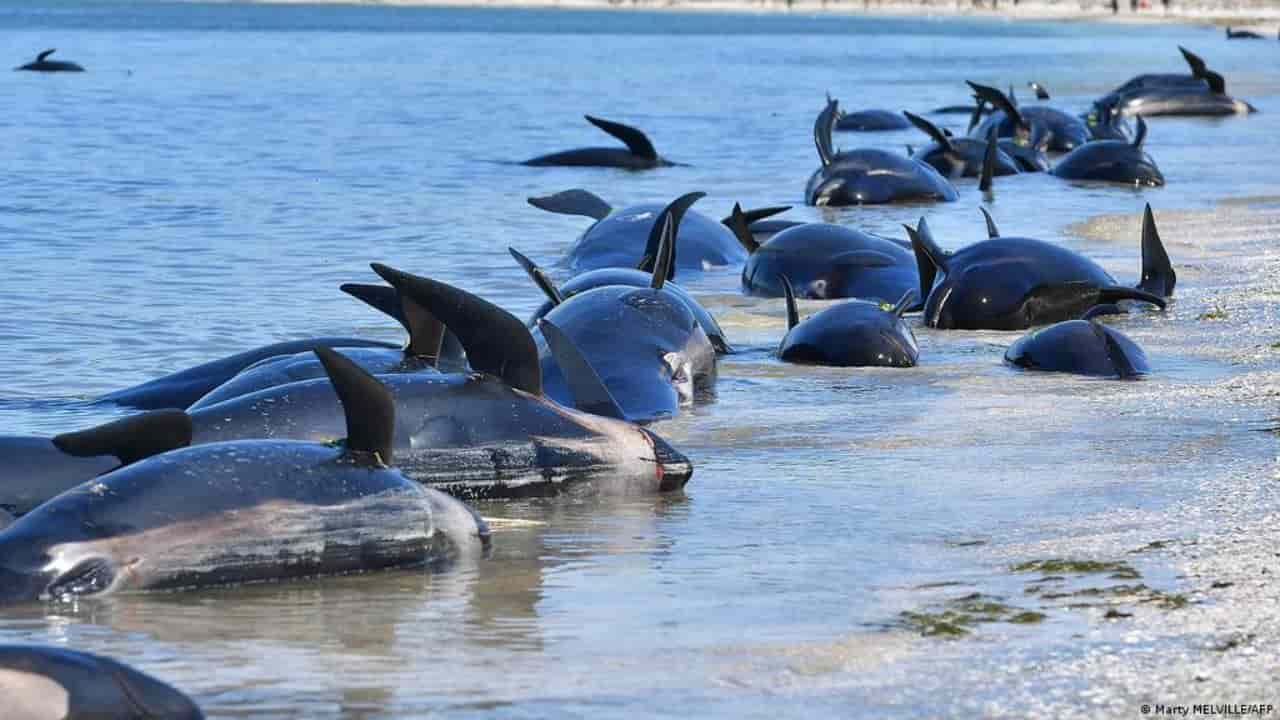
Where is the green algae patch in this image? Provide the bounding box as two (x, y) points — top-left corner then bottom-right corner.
(898, 593), (1045, 638)
(1026, 581), (1191, 612)
(1199, 306), (1229, 321)
(1010, 558), (1140, 578)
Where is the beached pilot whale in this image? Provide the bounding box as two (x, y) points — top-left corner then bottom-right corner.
(1225, 27), (1264, 40)
(0, 348), (490, 606)
(1, 270), (694, 504)
(732, 207), (920, 305)
(522, 115), (677, 169)
(967, 81), (1092, 153)
(529, 188), (784, 273)
(778, 278), (918, 368)
(535, 194), (718, 423)
(15, 49), (84, 72)
(835, 107), (912, 131)
(0, 645), (203, 718)
(1005, 307), (1150, 378)
(904, 111), (1019, 179)
(1051, 116), (1164, 187)
(907, 204), (1175, 330)
(1091, 46), (1255, 116)
(188, 283), (462, 409)
(806, 97), (958, 206)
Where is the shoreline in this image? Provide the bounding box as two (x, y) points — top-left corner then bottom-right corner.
(217, 0), (1280, 32)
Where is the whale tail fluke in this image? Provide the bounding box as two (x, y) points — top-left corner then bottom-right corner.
(537, 318), (627, 420)
(527, 189), (613, 220)
(52, 409), (192, 465)
(1137, 204), (1177, 297)
(585, 115), (658, 161)
(725, 203), (760, 254)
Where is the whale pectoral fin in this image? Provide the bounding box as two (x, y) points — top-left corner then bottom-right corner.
(370, 264), (543, 396)
(537, 319), (627, 420)
(903, 111), (954, 152)
(509, 247), (565, 307)
(1081, 304), (1121, 320)
(1090, 321), (1142, 379)
(584, 116), (658, 160)
(52, 410), (193, 465)
(526, 189), (613, 220)
(1098, 285), (1167, 310)
(46, 557), (116, 600)
(1137, 204), (1176, 297)
(724, 203), (760, 254)
(643, 191), (705, 288)
(37, 49), (55, 62)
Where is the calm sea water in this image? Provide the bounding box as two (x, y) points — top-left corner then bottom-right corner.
(2, 2), (1279, 716)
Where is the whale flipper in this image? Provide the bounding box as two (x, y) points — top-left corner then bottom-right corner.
(508, 247), (564, 306)
(37, 49), (56, 62)
(527, 189), (613, 220)
(638, 191), (705, 280)
(1098, 285), (1167, 309)
(779, 275), (800, 330)
(585, 115), (658, 160)
(725, 203), (760, 254)
(314, 347), (395, 465)
(371, 264), (542, 395)
(537, 318), (627, 420)
(1137, 204), (1176, 297)
(979, 207), (1000, 239)
(52, 410), (192, 465)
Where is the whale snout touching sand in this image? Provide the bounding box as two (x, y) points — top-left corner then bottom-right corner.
(15, 49), (84, 72)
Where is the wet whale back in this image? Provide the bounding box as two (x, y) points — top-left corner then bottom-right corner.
(563, 205), (746, 273)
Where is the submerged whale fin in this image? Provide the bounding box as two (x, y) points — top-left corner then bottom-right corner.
(1029, 81), (1050, 101)
(1137, 204), (1177, 297)
(526, 189), (613, 220)
(585, 115), (658, 160)
(967, 81), (1025, 131)
(725, 205), (790, 228)
(1098, 285), (1167, 309)
(890, 289), (917, 319)
(725, 203), (760, 254)
(903, 111), (954, 153)
(1089, 321), (1141, 379)
(1132, 116), (1148, 149)
(979, 207), (1000, 239)
(979, 126), (998, 193)
(37, 49), (56, 63)
(779, 275), (800, 330)
(1081, 304), (1119, 321)
(52, 409), (192, 465)
(640, 191), (705, 282)
(339, 283), (445, 362)
(814, 97), (839, 167)
(904, 218), (947, 306)
(315, 346), (395, 466)
(508, 247), (565, 307)
(537, 318), (627, 420)
(370, 264), (542, 396)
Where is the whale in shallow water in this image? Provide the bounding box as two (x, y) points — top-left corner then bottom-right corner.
(777, 278), (919, 368)
(522, 115), (678, 169)
(15, 49), (84, 72)
(0, 348), (489, 605)
(1091, 46), (1255, 117)
(904, 111), (1020, 180)
(1225, 27), (1265, 39)
(1005, 308), (1150, 378)
(806, 97), (958, 206)
(907, 204), (1175, 330)
(967, 81), (1092, 153)
(1051, 116), (1164, 187)
(835, 108), (911, 131)
(0, 645), (203, 718)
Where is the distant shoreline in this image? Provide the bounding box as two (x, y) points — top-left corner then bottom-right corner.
(229, 0), (1280, 33)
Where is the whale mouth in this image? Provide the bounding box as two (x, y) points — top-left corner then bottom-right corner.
(643, 430), (693, 492)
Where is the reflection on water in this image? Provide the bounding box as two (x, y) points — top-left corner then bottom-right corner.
(1, 2), (1279, 715)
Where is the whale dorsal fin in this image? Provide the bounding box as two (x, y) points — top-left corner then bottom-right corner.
(1029, 82), (1050, 101)
(903, 111), (954, 153)
(370, 264), (542, 395)
(52, 409), (192, 465)
(725, 203), (760, 254)
(904, 217), (948, 306)
(779, 275), (800, 330)
(814, 97), (839, 167)
(527, 189), (613, 220)
(1203, 70), (1226, 95)
(37, 49), (55, 62)
(639, 191), (705, 282)
(979, 126), (998, 194)
(890, 289), (917, 319)
(1132, 116), (1148, 149)
(339, 283), (445, 362)
(1178, 46), (1207, 77)
(508, 247), (564, 307)
(979, 207), (1000, 239)
(650, 215), (675, 290)
(966, 81), (1025, 132)
(537, 318), (626, 420)
(314, 347), (395, 466)
(585, 115), (657, 160)
(1137, 204), (1176, 297)
(1088, 321), (1141, 379)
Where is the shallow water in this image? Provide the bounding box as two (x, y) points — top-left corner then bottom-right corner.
(2, 2), (1279, 716)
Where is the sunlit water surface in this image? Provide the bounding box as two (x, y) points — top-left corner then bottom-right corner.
(1, 2), (1279, 716)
